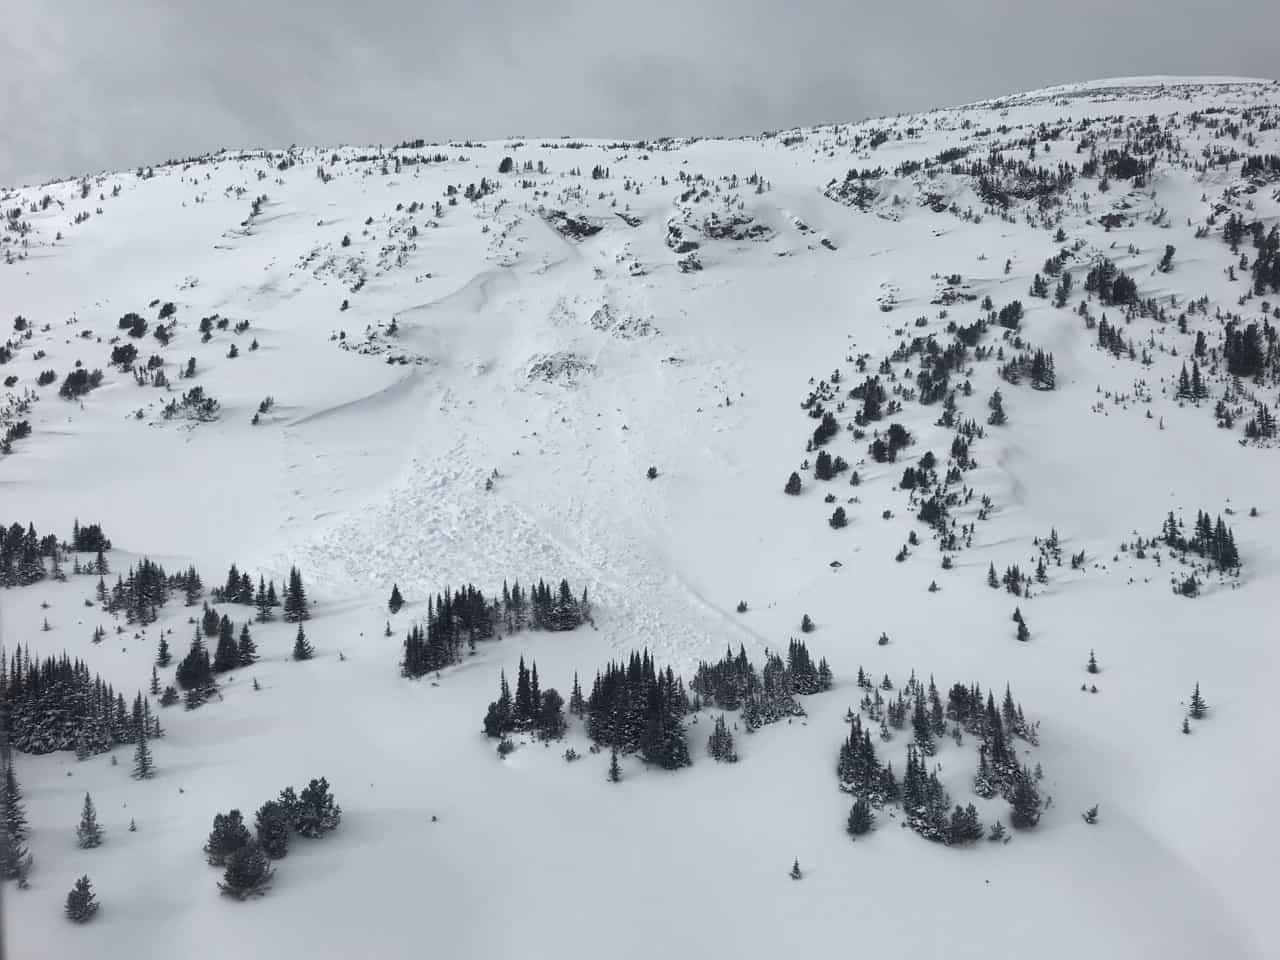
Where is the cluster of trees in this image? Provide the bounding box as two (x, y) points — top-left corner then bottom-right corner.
(585, 650), (691, 769)
(205, 778), (341, 899)
(1243, 402), (1276, 440)
(211, 563), (293, 622)
(0, 519), (109, 587)
(101, 558), (178, 625)
(690, 641), (832, 729)
(171, 615), (258, 708)
(838, 671), (1042, 843)
(1176, 361), (1209, 401)
(1222, 319), (1274, 379)
(869, 423), (912, 463)
(59, 367), (103, 400)
(1000, 349), (1056, 390)
(481, 657), (566, 741)
(1095, 316), (1135, 359)
(1161, 510), (1241, 571)
(403, 578), (588, 679)
(1084, 257), (1138, 305)
(1221, 214), (1280, 295)
(1, 646), (161, 756)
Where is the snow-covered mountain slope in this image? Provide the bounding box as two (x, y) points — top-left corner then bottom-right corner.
(2, 74), (1280, 958)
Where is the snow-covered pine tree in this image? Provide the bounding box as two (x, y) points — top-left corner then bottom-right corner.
(65, 875), (99, 922)
(218, 839), (274, 899)
(204, 810), (251, 866)
(292, 624), (314, 661)
(132, 731), (155, 779)
(76, 792), (103, 848)
(254, 801), (290, 859)
(237, 623), (257, 667)
(283, 566), (310, 622)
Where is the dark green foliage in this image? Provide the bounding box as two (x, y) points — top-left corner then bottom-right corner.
(132, 732), (154, 779)
(283, 566), (309, 623)
(237, 623), (257, 667)
(291, 778), (342, 838)
(77, 792), (103, 848)
(205, 810), (251, 866)
(948, 803), (985, 844)
(846, 796), (875, 837)
(691, 642), (827, 731)
(579, 650), (692, 767)
(2, 646), (159, 755)
(784, 471), (802, 495)
(389, 583), (404, 613)
(59, 367), (103, 399)
(1009, 765), (1042, 829)
(292, 624), (314, 661)
(213, 615), (238, 672)
(537, 688), (567, 740)
(254, 802), (290, 859)
(1087, 650), (1099, 674)
(1189, 683), (1207, 720)
(218, 840), (274, 899)
(707, 714), (738, 762)
(1, 762), (32, 882)
(404, 579), (586, 678)
(1161, 510), (1240, 571)
(829, 506), (847, 528)
(176, 629), (213, 698)
(65, 875), (99, 922)
(608, 749), (621, 782)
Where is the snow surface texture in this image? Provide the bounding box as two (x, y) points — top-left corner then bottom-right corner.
(2, 75), (1280, 958)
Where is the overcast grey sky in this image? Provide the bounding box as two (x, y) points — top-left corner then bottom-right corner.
(3, 0), (1277, 186)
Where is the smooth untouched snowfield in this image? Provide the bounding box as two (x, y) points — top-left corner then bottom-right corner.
(2, 75), (1279, 959)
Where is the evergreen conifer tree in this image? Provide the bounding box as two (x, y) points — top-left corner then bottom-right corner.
(255, 576), (272, 622)
(294, 778), (341, 837)
(608, 748), (622, 783)
(132, 731), (155, 780)
(76, 792), (103, 848)
(847, 796), (875, 837)
(292, 624), (314, 661)
(204, 810), (251, 866)
(1, 762), (33, 881)
(283, 566), (310, 622)
(1010, 766), (1042, 829)
(1189, 683), (1207, 719)
(389, 583), (404, 614)
(213, 616), (239, 672)
(784, 471), (802, 495)
(218, 839), (274, 899)
(65, 875), (99, 922)
(156, 635), (171, 667)
(237, 623), (257, 667)
(254, 801), (290, 859)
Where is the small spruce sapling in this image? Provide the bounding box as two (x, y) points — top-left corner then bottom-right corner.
(76, 793), (103, 848)
(1189, 683), (1207, 720)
